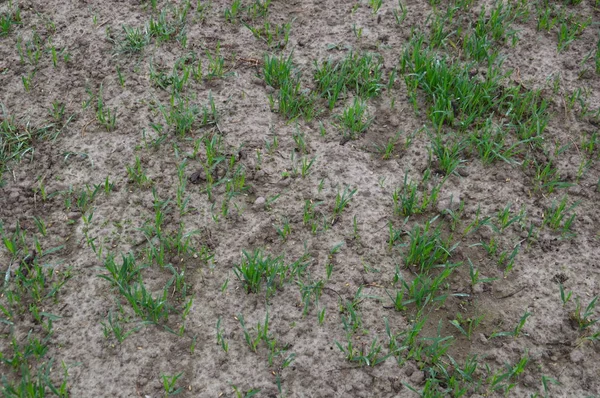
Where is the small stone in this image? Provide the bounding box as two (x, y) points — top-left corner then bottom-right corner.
(254, 170), (265, 181)
(404, 366), (414, 377)
(253, 197), (266, 210)
(472, 283), (485, 294)
(478, 333), (488, 345)
(409, 370), (425, 385)
(68, 212), (81, 220)
(524, 375), (536, 387)
(436, 192), (461, 213)
(569, 349), (584, 364)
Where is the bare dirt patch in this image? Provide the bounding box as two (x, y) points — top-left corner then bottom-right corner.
(1, 0), (600, 397)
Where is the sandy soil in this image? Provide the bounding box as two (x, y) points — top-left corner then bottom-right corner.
(1, 0), (600, 397)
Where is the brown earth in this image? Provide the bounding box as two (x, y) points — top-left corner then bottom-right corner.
(1, 0), (600, 397)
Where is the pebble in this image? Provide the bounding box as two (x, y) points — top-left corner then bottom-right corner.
(253, 197), (266, 210)
(473, 283), (485, 294)
(254, 170), (265, 181)
(436, 191), (461, 213)
(409, 370), (425, 385)
(569, 349), (584, 364)
(478, 333), (488, 345)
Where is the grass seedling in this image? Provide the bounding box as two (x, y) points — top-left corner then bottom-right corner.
(430, 134), (464, 176)
(572, 296), (598, 330)
(559, 283), (572, 306)
(404, 218), (458, 273)
(216, 317), (229, 353)
(369, 0), (382, 14)
(496, 203), (525, 232)
(233, 249), (289, 296)
(468, 258), (497, 290)
(333, 186), (357, 220)
(49, 101), (66, 124)
(314, 52), (385, 108)
(276, 218), (291, 241)
(557, 15), (591, 52)
(126, 156), (152, 187)
(374, 132), (401, 160)
(0, 7), (22, 36)
(98, 252), (143, 288)
(100, 311), (140, 343)
(543, 196), (578, 235)
(450, 313), (484, 340)
(113, 25), (148, 55)
(392, 172), (420, 217)
(161, 372), (184, 397)
(95, 86), (117, 131)
(595, 33), (600, 75)
(394, 1), (408, 24)
(338, 98), (372, 139)
(385, 286), (407, 312)
(300, 156), (315, 178)
(224, 0), (242, 23)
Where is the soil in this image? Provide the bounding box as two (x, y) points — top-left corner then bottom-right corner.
(1, 0), (600, 397)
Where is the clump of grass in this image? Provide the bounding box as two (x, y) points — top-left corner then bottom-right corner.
(263, 53), (295, 89)
(0, 108), (32, 181)
(337, 98), (372, 138)
(391, 171), (442, 218)
(233, 249), (295, 297)
(243, 19), (292, 49)
(543, 196), (578, 235)
(314, 52), (385, 109)
(158, 93), (218, 136)
(95, 86), (117, 132)
(112, 25), (149, 55)
(0, 6), (22, 36)
(403, 218), (458, 273)
(263, 54), (315, 121)
(430, 133), (465, 176)
(400, 35), (549, 142)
